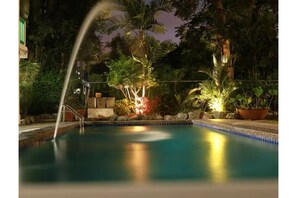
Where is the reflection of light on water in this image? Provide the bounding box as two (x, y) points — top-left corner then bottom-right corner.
(206, 132), (229, 183)
(132, 131), (171, 142)
(122, 126), (149, 132)
(125, 143), (149, 183)
(121, 127), (171, 142)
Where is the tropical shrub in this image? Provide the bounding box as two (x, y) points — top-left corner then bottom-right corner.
(19, 61), (40, 116)
(190, 55), (237, 112)
(30, 70), (64, 114)
(114, 99), (134, 115)
(106, 55), (157, 113)
(174, 93), (199, 113)
(230, 82), (278, 110)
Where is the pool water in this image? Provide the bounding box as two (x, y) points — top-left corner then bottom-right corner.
(19, 125), (278, 183)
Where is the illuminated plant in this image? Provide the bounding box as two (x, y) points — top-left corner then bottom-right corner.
(106, 55), (157, 114)
(190, 54), (237, 112)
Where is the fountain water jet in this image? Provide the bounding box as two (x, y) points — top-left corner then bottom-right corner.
(53, 1), (115, 141)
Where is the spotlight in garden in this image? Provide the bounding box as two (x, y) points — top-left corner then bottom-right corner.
(73, 88), (81, 95)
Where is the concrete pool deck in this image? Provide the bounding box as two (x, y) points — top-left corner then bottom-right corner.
(19, 122), (79, 149)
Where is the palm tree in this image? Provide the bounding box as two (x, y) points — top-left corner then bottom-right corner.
(100, 0), (172, 96)
(102, 0), (171, 55)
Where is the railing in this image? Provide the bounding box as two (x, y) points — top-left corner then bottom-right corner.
(62, 105), (85, 134)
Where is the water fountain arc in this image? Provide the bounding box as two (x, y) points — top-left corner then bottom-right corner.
(52, 1), (114, 141)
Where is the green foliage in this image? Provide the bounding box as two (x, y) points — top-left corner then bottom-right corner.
(100, 0), (172, 35)
(233, 94), (252, 109)
(108, 34), (132, 59)
(114, 99), (134, 115)
(106, 55), (143, 89)
(156, 38), (213, 80)
(98, 0), (174, 114)
(106, 55), (158, 114)
(77, 24), (104, 62)
(132, 55), (158, 88)
(30, 70), (64, 115)
(227, 1), (278, 80)
(230, 81), (278, 110)
(252, 86), (264, 108)
(190, 55), (237, 112)
(19, 61), (40, 116)
(174, 93), (198, 113)
(268, 86), (278, 108)
(88, 73), (108, 97)
(98, 0), (172, 61)
(145, 36), (177, 63)
(195, 80), (236, 112)
(172, 0), (278, 80)
(27, 0), (103, 70)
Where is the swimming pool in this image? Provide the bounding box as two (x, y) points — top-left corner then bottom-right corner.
(19, 125), (278, 183)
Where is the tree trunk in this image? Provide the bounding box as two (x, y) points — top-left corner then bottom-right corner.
(213, 0), (225, 30)
(222, 39), (234, 80)
(213, 0), (234, 80)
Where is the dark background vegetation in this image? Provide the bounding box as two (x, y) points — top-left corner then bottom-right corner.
(19, 0), (278, 116)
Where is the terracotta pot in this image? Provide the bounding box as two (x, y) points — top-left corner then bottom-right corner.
(238, 108), (268, 120)
(65, 111), (74, 121)
(77, 109), (86, 117)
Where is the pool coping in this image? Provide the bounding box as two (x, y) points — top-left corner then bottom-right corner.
(192, 120), (278, 144)
(19, 122), (79, 150)
(84, 120), (193, 126)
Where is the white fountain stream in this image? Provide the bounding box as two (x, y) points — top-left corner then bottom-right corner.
(52, 1), (115, 140)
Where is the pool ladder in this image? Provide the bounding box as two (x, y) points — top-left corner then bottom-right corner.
(62, 105), (85, 134)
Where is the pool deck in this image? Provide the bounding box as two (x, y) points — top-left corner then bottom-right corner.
(19, 122), (79, 149)
(19, 119), (278, 198)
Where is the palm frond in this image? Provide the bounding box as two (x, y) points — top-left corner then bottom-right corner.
(149, 23), (167, 34)
(101, 0), (171, 35)
(188, 87), (200, 95)
(102, 14), (132, 34)
(150, 0), (172, 13)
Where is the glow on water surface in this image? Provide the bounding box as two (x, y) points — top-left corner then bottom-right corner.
(19, 125), (278, 183)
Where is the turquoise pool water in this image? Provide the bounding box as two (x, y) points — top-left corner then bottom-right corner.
(19, 125), (278, 183)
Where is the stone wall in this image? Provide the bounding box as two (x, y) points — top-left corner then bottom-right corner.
(87, 94), (115, 119)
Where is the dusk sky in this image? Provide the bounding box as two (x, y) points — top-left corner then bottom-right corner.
(148, 11), (184, 43)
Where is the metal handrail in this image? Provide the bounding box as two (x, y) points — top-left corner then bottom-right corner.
(62, 105), (85, 134)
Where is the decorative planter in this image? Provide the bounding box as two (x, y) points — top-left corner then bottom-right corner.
(65, 111), (74, 121)
(77, 109), (86, 117)
(238, 108), (268, 120)
(66, 109), (86, 121)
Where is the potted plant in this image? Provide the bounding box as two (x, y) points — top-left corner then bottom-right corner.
(232, 85), (277, 120)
